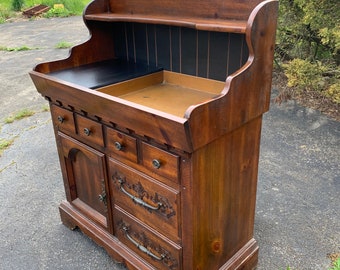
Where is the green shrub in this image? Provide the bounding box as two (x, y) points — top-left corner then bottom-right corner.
(41, 0), (85, 16)
(11, 0), (23, 11)
(283, 59), (327, 92)
(0, 5), (13, 23)
(325, 82), (340, 104)
(276, 0), (339, 104)
(44, 6), (71, 18)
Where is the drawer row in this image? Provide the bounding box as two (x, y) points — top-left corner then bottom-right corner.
(51, 105), (180, 183)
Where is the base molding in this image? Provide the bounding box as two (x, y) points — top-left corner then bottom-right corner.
(60, 200), (258, 270)
(219, 238), (259, 270)
(59, 201), (155, 270)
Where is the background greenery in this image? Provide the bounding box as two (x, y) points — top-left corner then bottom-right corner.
(0, 0), (339, 110)
(0, 0), (90, 21)
(276, 0), (340, 105)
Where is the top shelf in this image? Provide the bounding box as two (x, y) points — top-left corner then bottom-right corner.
(84, 13), (248, 33)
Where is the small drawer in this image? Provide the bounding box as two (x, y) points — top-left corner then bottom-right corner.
(114, 206), (181, 270)
(75, 114), (104, 147)
(109, 159), (180, 242)
(50, 105), (75, 134)
(141, 142), (179, 182)
(106, 127), (137, 163)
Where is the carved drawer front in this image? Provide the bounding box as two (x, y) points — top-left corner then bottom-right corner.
(114, 206), (182, 270)
(106, 127), (137, 163)
(51, 105), (75, 134)
(109, 158), (180, 242)
(141, 142), (179, 183)
(75, 114), (104, 147)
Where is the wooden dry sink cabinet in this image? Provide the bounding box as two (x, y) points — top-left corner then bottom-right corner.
(30, 0), (278, 269)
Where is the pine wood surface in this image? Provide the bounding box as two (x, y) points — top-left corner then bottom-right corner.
(85, 13), (248, 33)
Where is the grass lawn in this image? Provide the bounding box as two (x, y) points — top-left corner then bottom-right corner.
(0, 0), (91, 22)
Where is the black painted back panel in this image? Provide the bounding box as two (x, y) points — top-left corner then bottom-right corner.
(112, 22), (248, 81)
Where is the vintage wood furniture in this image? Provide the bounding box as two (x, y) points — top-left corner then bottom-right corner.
(30, 0), (278, 269)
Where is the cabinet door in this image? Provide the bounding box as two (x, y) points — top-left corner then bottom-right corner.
(58, 132), (109, 228)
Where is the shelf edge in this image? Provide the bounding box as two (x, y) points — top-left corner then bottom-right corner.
(84, 13), (247, 33)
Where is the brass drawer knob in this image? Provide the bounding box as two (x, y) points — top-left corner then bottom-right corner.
(152, 159), (161, 169)
(114, 141), (123, 151)
(83, 128), (91, 136)
(57, 115), (64, 123)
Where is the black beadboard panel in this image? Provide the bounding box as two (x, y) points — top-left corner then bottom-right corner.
(209, 32), (229, 81)
(228, 33), (245, 75)
(197, 31), (209, 78)
(170, 26), (180, 73)
(112, 22), (248, 81)
(125, 23), (135, 62)
(147, 24), (157, 66)
(133, 23), (148, 65)
(156, 25), (171, 70)
(181, 27), (197, 76)
(112, 22), (127, 61)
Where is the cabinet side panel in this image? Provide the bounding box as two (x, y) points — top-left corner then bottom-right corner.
(191, 116), (262, 269)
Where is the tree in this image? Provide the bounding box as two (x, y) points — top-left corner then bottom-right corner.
(276, 0), (340, 104)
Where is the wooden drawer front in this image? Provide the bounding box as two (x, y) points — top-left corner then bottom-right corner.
(141, 142), (179, 182)
(75, 114), (104, 147)
(114, 206), (181, 270)
(51, 105), (75, 134)
(109, 159), (180, 241)
(106, 127), (137, 163)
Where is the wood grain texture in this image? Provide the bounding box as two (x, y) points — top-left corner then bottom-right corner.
(85, 13), (248, 33)
(50, 105), (75, 134)
(106, 127), (138, 163)
(186, 0), (279, 150)
(107, 0), (264, 20)
(75, 114), (104, 147)
(189, 116), (262, 269)
(30, 70), (193, 152)
(58, 132), (109, 228)
(141, 142), (180, 182)
(109, 158), (180, 242)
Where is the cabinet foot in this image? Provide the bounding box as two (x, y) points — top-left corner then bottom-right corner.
(219, 238), (259, 270)
(59, 203), (78, 230)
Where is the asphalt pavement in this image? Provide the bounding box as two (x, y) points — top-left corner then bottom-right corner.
(0, 16), (339, 270)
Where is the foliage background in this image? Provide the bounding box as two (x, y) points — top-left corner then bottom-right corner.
(276, 0), (340, 106)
